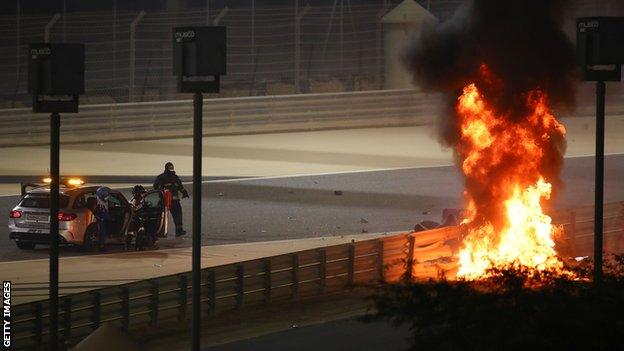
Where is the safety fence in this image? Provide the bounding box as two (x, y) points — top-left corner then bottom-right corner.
(553, 202), (624, 257)
(0, 1), (468, 106)
(0, 89), (439, 147)
(9, 202), (624, 350)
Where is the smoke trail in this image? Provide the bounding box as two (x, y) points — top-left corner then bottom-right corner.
(404, 0), (577, 200)
(405, 0), (577, 126)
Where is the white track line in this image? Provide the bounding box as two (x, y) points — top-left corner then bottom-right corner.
(1, 152), (623, 197)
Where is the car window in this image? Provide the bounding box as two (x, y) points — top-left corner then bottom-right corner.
(19, 194), (69, 209)
(73, 191), (97, 209)
(144, 192), (163, 209)
(108, 194), (123, 208)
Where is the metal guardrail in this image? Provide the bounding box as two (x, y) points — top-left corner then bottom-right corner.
(409, 203), (624, 278)
(0, 89), (439, 147)
(10, 233), (414, 350)
(10, 202), (624, 350)
(552, 202), (624, 256)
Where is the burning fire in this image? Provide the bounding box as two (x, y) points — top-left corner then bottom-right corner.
(455, 69), (566, 279)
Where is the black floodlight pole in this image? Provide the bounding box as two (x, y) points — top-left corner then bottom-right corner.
(594, 80), (606, 285)
(29, 42), (84, 350)
(174, 26), (225, 350)
(576, 17), (624, 285)
(50, 111), (60, 351)
(192, 91), (202, 351)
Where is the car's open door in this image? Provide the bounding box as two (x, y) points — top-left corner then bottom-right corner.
(144, 190), (168, 238)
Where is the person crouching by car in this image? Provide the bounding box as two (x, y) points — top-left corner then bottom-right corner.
(153, 162), (189, 237)
(126, 185), (151, 250)
(93, 187), (112, 252)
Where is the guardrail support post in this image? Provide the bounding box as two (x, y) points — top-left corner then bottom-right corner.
(63, 297), (71, 342)
(91, 292), (101, 329)
(207, 270), (216, 315)
(569, 211), (577, 254)
(377, 239), (385, 282)
(318, 249), (326, 294)
(149, 280), (159, 326)
(178, 275), (188, 321)
(129, 10), (146, 102)
(406, 234), (415, 281)
(236, 265), (244, 308)
(120, 287), (129, 330)
(264, 259), (272, 303)
(292, 254), (300, 299)
(347, 243), (355, 286)
(34, 303), (43, 348)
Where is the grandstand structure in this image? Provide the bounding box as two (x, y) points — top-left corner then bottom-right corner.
(0, 0), (462, 107)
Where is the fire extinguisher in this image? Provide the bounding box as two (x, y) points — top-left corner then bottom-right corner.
(162, 189), (172, 237)
(164, 189), (172, 209)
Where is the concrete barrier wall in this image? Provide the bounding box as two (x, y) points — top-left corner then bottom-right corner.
(0, 89), (440, 147)
(3, 89), (622, 148)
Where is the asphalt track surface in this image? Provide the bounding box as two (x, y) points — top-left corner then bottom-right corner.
(203, 317), (411, 351)
(1, 154), (623, 262)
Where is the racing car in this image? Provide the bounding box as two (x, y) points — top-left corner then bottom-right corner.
(8, 178), (169, 251)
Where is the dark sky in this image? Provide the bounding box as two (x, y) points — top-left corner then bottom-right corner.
(1, 0), (390, 15)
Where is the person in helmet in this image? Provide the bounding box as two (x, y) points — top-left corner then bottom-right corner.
(93, 187), (112, 252)
(126, 185), (150, 250)
(130, 185), (147, 211)
(153, 162), (189, 237)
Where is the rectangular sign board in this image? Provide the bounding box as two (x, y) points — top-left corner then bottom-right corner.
(577, 17), (624, 81)
(173, 26), (226, 93)
(28, 43), (85, 113)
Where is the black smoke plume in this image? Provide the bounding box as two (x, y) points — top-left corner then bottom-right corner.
(405, 0), (577, 142)
(404, 0), (579, 229)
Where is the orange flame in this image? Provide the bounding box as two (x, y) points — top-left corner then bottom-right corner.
(455, 78), (566, 279)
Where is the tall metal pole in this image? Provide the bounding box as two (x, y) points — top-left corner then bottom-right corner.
(16, 0), (20, 67)
(295, 4), (310, 93)
(113, 0), (117, 95)
(16, 0), (20, 99)
(295, 0), (299, 92)
(594, 80), (605, 285)
(62, 0), (66, 42)
(129, 10), (146, 102)
(321, 0), (337, 62)
(376, 4), (388, 89)
(49, 112), (60, 351)
(251, 0), (255, 69)
(206, 0), (210, 25)
(339, 0), (343, 75)
(44, 13), (61, 43)
(192, 92), (203, 351)
(213, 7), (228, 26)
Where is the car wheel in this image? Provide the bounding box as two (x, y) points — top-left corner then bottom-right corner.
(16, 242), (36, 250)
(82, 225), (98, 252)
